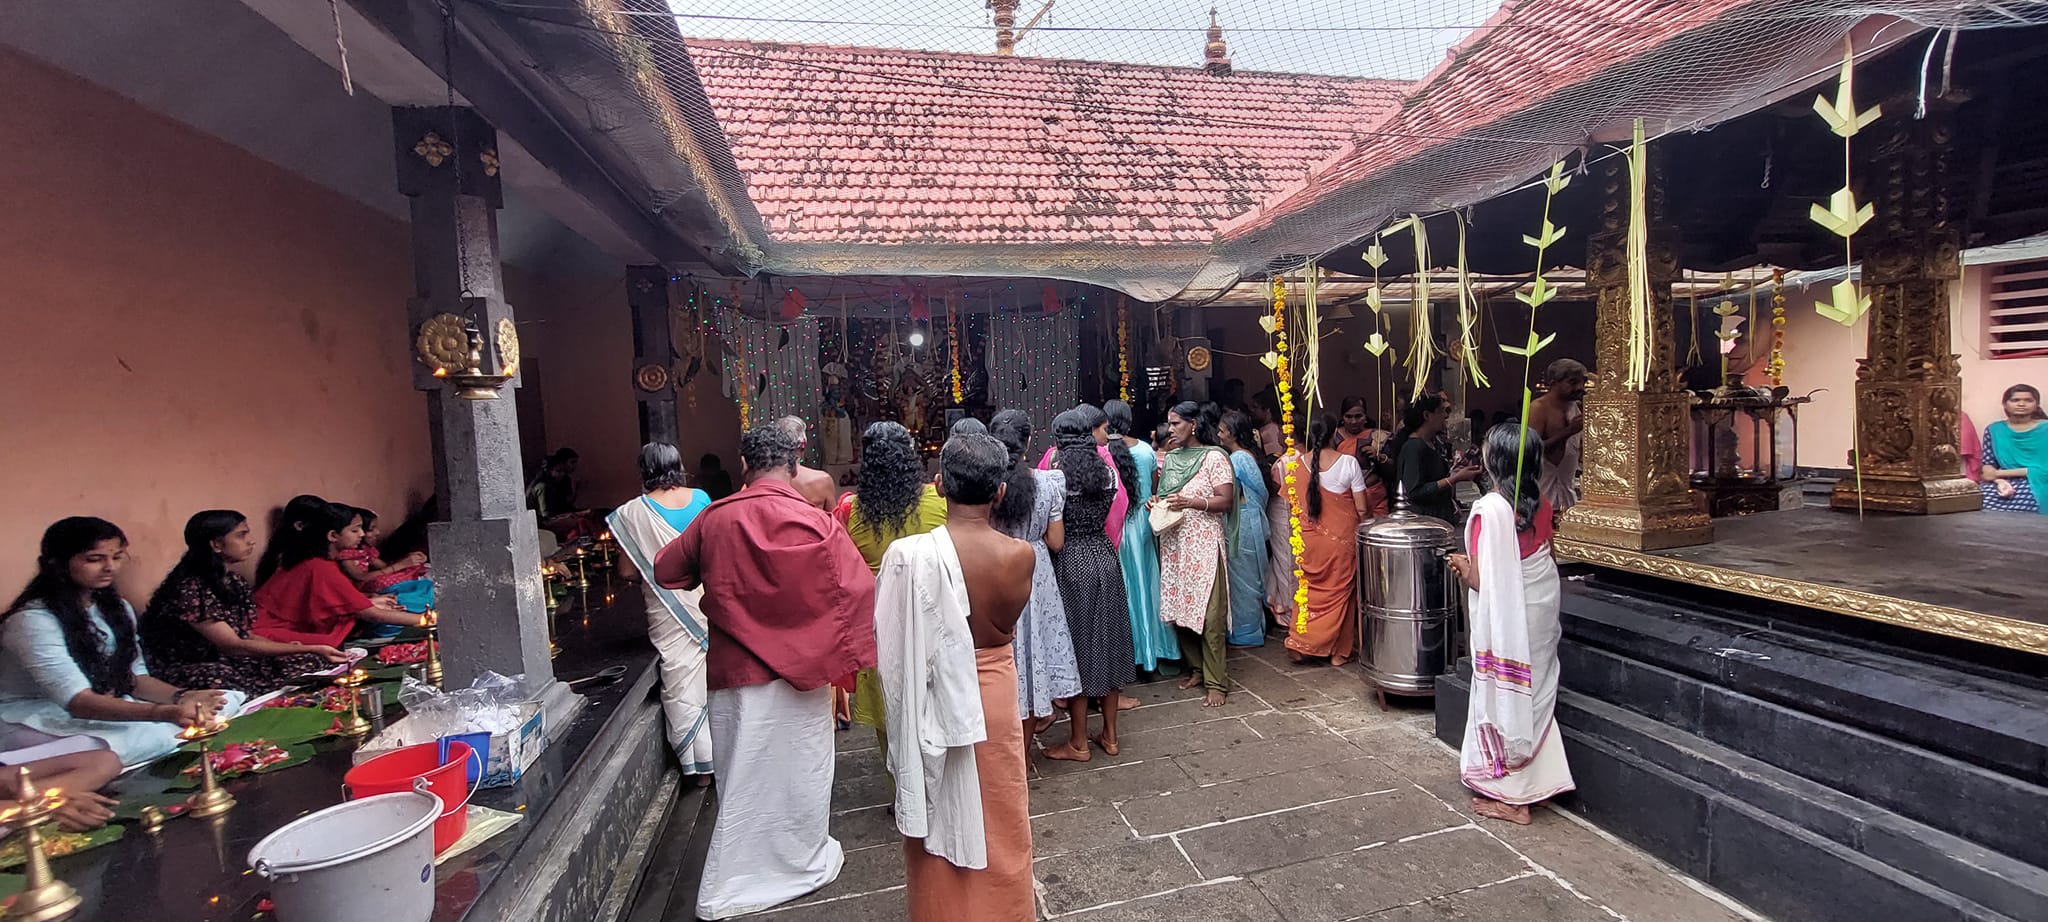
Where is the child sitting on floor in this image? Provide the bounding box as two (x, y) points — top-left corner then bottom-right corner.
(253, 502), (420, 647)
(335, 507), (430, 598)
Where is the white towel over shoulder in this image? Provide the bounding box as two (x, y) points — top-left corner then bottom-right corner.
(875, 526), (988, 868)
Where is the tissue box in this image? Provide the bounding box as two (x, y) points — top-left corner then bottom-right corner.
(353, 697), (547, 788)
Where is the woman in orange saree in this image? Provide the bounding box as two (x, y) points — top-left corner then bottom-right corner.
(1281, 414), (1370, 666)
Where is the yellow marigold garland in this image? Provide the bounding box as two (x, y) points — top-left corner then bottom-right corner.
(948, 295), (964, 403)
(1270, 277), (1309, 633)
(1768, 268), (1787, 385)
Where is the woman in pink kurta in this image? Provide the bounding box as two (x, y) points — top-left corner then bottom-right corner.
(1036, 406), (1128, 545)
(1155, 402), (1235, 707)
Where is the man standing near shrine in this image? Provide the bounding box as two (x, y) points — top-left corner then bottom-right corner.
(776, 415), (841, 510)
(654, 424), (876, 919)
(873, 433), (1035, 921)
(1528, 359), (1588, 516)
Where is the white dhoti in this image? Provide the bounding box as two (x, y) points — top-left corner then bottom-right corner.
(1460, 494), (1575, 807)
(649, 611), (713, 773)
(696, 680), (843, 919)
(1539, 429), (1582, 514)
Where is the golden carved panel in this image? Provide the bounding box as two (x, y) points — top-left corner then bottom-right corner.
(1554, 539), (2048, 655)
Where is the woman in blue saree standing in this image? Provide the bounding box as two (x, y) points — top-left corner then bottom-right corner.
(1105, 401), (1179, 673)
(610, 442), (715, 781)
(1218, 412), (1270, 646)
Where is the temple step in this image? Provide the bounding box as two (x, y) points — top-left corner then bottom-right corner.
(1561, 582), (2048, 789)
(1437, 673), (2047, 922)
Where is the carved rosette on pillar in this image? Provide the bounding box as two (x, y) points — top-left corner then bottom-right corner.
(1830, 102), (1980, 515)
(394, 106), (559, 692)
(627, 265), (681, 446)
(1560, 150), (1712, 551)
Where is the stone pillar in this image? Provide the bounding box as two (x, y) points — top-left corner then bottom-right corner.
(1829, 102), (1980, 514)
(627, 265), (680, 447)
(1175, 303), (1212, 403)
(394, 106), (556, 689)
(1560, 147), (1713, 551)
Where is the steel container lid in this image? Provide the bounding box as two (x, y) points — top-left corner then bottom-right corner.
(1361, 482), (1457, 548)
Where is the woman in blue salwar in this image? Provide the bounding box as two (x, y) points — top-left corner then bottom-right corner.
(1218, 412), (1270, 647)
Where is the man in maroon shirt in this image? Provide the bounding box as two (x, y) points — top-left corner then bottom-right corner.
(654, 424), (876, 919)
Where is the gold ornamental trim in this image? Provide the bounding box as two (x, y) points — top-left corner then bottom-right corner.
(416, 313), (472, 374)
(1186, 345), (1213, 372)
(495, 318), (521, 375)
(1554, 538), (2048, 656)
(413, 132), (453, 168)
(634, 363), (671, 393)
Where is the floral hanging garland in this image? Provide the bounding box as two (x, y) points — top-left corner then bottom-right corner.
(1265, 277), (1310, 632)
(948, 295), (964, 404)
(1768, 268), (1787, 385)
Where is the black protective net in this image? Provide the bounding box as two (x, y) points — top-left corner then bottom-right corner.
(465, 0), (2048, 299)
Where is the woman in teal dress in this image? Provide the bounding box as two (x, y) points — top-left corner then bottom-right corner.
(3, 518), (236, 767)
(1106, 401), (1180, 672)
(1219, 412), (1270, 647)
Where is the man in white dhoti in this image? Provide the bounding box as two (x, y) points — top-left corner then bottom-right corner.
(654, 425), (878, 918)
(1528, 358), (1587, 518)
(1447, 423), (1575, 825)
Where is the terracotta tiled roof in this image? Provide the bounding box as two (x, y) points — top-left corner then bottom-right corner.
(683, 38), (1407, 248)
(1222, 0), (1774, 239)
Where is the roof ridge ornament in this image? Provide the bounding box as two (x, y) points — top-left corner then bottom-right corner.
(1205, 8), (1232, 76)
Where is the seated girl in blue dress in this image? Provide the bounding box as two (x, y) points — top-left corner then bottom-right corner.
(1, 517), (237, 767)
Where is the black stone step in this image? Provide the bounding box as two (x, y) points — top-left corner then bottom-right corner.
(1561, 583), (2048, 787)
(1437, 673), (2040, 922)
(1561, 640), (2048, 870)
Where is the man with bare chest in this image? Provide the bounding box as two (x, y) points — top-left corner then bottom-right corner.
(1528, 359), (1588, 516)
(875, 432), (1035, 922)
(775, 416), (841, 511)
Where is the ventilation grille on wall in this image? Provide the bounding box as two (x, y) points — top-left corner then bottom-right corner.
(1988, 257), (2048, 359)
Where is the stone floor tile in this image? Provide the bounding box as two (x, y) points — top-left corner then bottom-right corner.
(835, 745), (889, 782)
(1298, 704), (1415, 735)
(773, 842), (906, 908)
(1173, 732), (1366, 785)
(830, 770), (894, 812)
(1250, 828), (1527, 922)
(1034, 838), (1203, 915)
(1505, 822), (1754, 922)
(1028, 758), (1197, 812)
(1359, 874), (1609, 921)
(834, 725), (878, 753)
(1176, 788), (1465, 879)
(1059, 879), (1286, 921)
(752, 885), (908, 921)
(1031, 804), (1143, 859)
(1241, 710), (1327, 739)
(1117, 693), (1274, 732)
(1118, 758), (1406, 836)
(1032, 715), (1261, 777)
(831, 803), (902, 851)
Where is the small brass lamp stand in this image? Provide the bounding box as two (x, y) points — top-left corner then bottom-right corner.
(179, 720), (235, 820)
(0, 767), (82, 921)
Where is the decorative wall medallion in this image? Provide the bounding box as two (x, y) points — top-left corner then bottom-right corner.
(495, 318), (521, 374)
(1185, 345), (1212, 372)
(416, 313), (472, 374)
(480, 149), (500, 177)
(412, 132), (454, 168)
(635, 364), (671, 393)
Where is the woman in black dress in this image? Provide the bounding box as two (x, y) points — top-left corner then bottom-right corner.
(143, 510), (350, 692)
(1048, 407), (1137, 761)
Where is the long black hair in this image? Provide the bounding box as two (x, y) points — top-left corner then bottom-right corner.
(1483, 422), (1546, 533)
(7, 517), (138, 698)
(1100, 400), (1144, 501)
(1305, 413), (1341, 520)
(853, 421), (924, 537)
(1051, 408), (1112, 498)
(988, 409), (1038, 536)
(276, 502), (352, 573)
(256, 494), (329, 586)
(1385, 394), (1447, 476)
(148, 510), (248, 614)
(1221, 409), (1274, 498)
(1169, 400), (1220, 448)
(1076, 404), (1138, 504)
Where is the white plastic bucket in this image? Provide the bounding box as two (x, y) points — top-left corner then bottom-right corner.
(247, 787), (440, 922)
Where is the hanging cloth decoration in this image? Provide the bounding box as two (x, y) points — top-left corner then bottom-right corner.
(1811, 39), (1879, 327)
(779, 287), (807, 322)
(1300, 261), (1324, 420)
(1041, 285), (1062, 316)
(1624, 119), (1653, 392)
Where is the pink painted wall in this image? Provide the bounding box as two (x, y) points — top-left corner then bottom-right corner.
(0, 48), (433, 597)
(518, 275), (744, 509)
(1764, 266), (2048, 470)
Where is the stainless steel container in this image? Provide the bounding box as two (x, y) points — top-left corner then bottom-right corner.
(1358, 489), (1461, 695)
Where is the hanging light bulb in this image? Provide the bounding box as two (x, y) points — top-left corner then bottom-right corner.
(908, 329), (927, 347)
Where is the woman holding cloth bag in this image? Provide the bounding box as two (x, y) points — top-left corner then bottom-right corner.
(1152, 402), (1235, 708)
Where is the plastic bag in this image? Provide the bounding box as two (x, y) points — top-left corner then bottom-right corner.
(392, 671), (533, 740)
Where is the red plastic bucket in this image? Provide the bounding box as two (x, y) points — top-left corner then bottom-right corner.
(342, 741), (478, 854)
